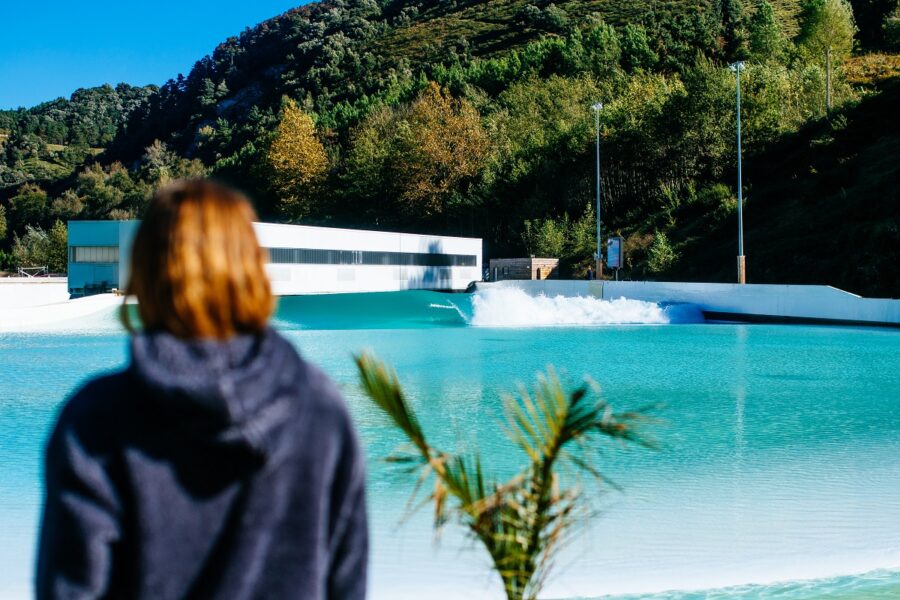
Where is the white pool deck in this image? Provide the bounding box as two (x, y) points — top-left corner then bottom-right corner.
(0, 279), (121, 331)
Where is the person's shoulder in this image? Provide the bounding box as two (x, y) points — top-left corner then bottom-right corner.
(55, 370), (135, 441)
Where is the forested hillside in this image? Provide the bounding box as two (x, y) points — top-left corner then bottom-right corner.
(1, 0), (899, 295)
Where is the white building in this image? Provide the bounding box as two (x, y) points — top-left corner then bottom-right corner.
(68, 220), (482, 295)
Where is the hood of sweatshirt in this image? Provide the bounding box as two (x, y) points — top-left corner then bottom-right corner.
(129, 328), (304, 461)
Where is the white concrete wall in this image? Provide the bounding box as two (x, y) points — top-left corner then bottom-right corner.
(478, 280), (900, 327)
(71, 221), (480, 295)
(255, 223), (481, 294)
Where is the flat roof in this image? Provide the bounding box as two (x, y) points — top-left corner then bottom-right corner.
(68, 220), (481, 243)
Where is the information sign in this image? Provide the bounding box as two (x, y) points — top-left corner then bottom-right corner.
(607, 236), (623, 269)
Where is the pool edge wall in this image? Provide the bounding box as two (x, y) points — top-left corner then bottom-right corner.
(476, 280), (900, 328)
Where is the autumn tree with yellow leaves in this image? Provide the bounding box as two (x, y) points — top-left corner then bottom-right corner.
(395, 83), (490, 216)
(266, 98), (328, 219)
(347, 83), (490, 221)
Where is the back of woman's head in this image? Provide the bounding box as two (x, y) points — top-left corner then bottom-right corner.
(124, 179), (274, 339)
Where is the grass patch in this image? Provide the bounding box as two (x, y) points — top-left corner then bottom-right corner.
(844, 53), (900, 87)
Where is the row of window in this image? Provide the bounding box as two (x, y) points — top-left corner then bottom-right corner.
(69, 245), (477, 268)
(70, 246), (119, 263)
(266, 247), (477, 267)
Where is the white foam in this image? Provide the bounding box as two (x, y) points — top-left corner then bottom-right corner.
(469, 286), (701, 327)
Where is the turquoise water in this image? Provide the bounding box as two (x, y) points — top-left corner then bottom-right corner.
(2, 290), (899, 599)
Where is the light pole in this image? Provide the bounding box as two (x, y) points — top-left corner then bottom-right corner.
(729, 61), (746, 284)
(591, 102), (603, 279)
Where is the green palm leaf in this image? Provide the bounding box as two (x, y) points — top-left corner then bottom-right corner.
(355, 352), (654, 600)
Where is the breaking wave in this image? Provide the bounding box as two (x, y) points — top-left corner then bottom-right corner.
(469, 286), (703, 327)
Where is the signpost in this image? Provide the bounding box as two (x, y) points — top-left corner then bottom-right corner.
(607, 236), (623, 280)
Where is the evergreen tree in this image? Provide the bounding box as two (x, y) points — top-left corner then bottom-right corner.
(47, 220), (68, 273)
(620, 24), (658, 72)
(749, 0), (784, 61)
(584, 18), (623, 77)
(648, 231), (677, 272)
(721, 0), (748, 60)
(0, 204), (6, 241)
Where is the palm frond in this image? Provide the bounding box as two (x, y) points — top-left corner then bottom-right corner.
(355, 353), (656, 600)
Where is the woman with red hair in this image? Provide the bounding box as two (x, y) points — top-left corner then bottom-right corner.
(37, 180), (368, 599)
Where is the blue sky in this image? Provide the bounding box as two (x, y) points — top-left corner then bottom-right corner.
(0, 1), (307, 110)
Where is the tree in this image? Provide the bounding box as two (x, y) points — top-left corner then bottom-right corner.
(393, 83), (489, 217)
(76, 163), (126, 217)
(620, 24), (658, 72)
(583, 18), (623, 77)
(721, 0), (748, 60)
(519, 4), (569, 33)
(0, 204), (6, 241)
(356, 353), (652, 600)
(47, 220), (68, 273)
(522, 217), (568, 257)
(748, 0), (784, 61)
(266, 98), (328, 219)
(799, 0), (857, 111)
(540, 4), (570, 33)
(51, 190), (85, 220)
(568, 202), (597, 263)
(885, 4), (900, 49)
(12, 225), (50, 269)
(9, 183), (48, 230)
(492, 74), (605, 187)
(647, 230), (678, 272)
(520, 204), (596, 265)
(141, 140), (207, 186)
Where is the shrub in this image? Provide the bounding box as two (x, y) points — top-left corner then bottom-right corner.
(12, 225), (51, 269)
(522, 217), (567, 257)
(647, 230), (678, 273)
(885, 7), (900, 50)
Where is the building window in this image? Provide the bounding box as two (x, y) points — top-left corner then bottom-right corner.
(266, 248), (477, 267)
(71, 246), (119, 263)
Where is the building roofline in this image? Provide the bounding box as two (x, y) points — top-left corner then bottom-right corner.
(69, 219), (482, 243)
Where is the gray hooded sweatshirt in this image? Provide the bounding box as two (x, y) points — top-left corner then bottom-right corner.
(37, 328), (367, 600)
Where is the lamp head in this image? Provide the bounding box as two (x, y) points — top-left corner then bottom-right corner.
(729, 61), (745, 72)
(591, 102), (603, 111)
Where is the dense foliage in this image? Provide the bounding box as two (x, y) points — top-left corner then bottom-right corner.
(1, 0), (897, 294)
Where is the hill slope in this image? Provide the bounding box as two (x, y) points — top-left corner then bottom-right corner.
(673, 78), (900, 298)
(1, 0), (898, 298)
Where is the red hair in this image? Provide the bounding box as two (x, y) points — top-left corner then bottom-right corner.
(123, 179), (274, 339)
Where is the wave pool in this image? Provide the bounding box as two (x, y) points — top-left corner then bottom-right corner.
(1, 290), (899, 599)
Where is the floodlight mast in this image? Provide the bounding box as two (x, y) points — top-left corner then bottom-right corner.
(592, 102), (603, 279)
(730, 61), (746, 284)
